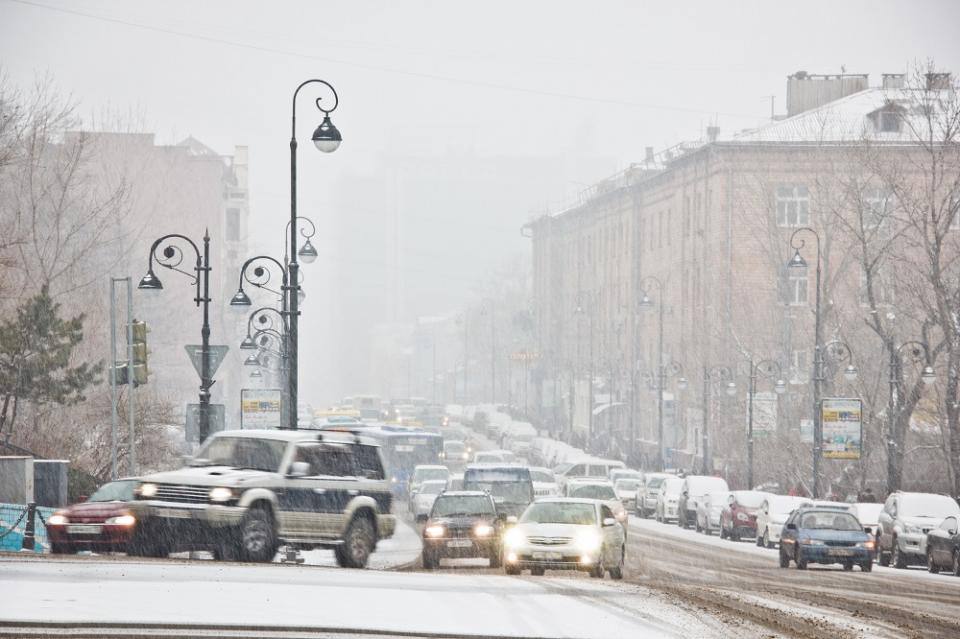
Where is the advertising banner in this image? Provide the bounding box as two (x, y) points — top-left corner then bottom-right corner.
(241, 389), (282, 429)
(821, 398), (862, 459)
(747, 391), (777, 436)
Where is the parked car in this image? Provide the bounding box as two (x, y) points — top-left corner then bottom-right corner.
(529, 466), (561, 497)
(46, 479), (139, 554)
(421, 491), (504, 569)
(656, 476), (686, 523)
(756, 495), (812, 548)
(129, 429), (395, 566)
(778, 507), (875, 572)
(608, 468), (642, 485)
(441, 440), (469, 466)
(719, 490), (770, 541)
(554, 459), (626, 489)
(696, 491), (731, 535)
(502, 497), (625, 579)
(409, 464), (450, 500)
(678, 475), (729, 529)
(925, 514), (960, 575)
(565, 479), (628, 525)
(636, 472), (672, 518)
(878, 491), (960, 568)
(412, 479), (448, 520)
(613, 478), (642, 514)
(851, 502), (883, 538)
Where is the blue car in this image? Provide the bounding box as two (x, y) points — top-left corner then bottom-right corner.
(778, 507), (875, 572)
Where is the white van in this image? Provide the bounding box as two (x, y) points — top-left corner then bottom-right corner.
(555, 458), (626, 488)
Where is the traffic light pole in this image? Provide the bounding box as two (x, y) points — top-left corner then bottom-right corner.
(126, 278), (137, 475)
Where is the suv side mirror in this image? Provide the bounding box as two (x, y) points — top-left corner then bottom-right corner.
(602, 517), (617, 527)
(785, 523), (797, 531)
(415, 513), (428, 523)
(288, 461), (310, 478)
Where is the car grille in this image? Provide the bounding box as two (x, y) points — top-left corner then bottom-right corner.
(152, 484), (210, 504)
(527, 536), (572, 546)
(824, 540), (857, 547)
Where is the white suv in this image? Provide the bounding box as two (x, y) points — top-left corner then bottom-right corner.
(878, 491), (960, 568)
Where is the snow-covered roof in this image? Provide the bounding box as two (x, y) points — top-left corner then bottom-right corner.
(726, 88), (955, 145)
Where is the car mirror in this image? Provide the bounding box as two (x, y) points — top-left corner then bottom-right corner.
(288, 461), (310, 478)
(602, 517), (617, 527)
(863, 527), (872, 535)
(415, 514), (428, 523)
(785, 523), (797, 531)
(506, 515), (518, 525)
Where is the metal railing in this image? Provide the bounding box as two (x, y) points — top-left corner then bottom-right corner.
(0, 502), (54, 552)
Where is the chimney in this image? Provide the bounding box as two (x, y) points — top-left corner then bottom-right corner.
(786, 71), (869, 116)
(644, 146), (655, 164)
(882, 74), (905, 90)
(926, 72), (952, 90)
(706, 126), (720, 142)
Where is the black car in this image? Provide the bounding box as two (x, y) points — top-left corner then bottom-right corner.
(421, 491), (505, 569)
(926, 514), (960, 575)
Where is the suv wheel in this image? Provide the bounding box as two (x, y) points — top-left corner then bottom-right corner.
(927, 548), (940, 574)
(953, 550), (960, 577)
(239, 508), (278, 563)
(336, 515), (375, 569)
(878, 547), (891, 567)
(421, 549), (437, 570)
(609, 547), (625, 580)
(892, 537), (907, 569)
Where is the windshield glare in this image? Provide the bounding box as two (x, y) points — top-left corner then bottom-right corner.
(569, 484), (616, 500)
(901, 495), (960, 518)
(432, 495), (495, 517)
(521, 502), (596, 525)
(196, 437), (287, 472)
(88, 480), (136, 502)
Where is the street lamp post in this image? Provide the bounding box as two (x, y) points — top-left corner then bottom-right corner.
(638, 276), (667, 470)
(746, 359), (786, 488)
(240, 307), (289, 424)
(701, 365), (735, 476)
(138, 230), (213, 441)
(788, 229), (858, 497)
(289, 79), (341, 429)
(887, 341), (936, 494)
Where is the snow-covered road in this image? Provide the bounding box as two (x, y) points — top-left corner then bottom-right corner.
(0, 555), (765, 638)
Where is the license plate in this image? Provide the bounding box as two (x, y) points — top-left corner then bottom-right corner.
(447, 540), (472, 548)
(67, 525), (102, 535)
(157, 508), (191, 519)
(532, 551), (562, 560)
(829, 548), (855, 556)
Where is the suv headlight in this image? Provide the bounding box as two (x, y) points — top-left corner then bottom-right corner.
(474, 523), (494, 537)
(904, 524), (922, 535)
(503, 527), (526, 549)
(425, 525), (445, 538)
(137, 483), (158, 498)
(209, 487), (234, 503)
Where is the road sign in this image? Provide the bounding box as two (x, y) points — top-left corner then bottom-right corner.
(184, 345), (229, 378)
(185, 403), (225, 443)
(241, 389), (282, 429)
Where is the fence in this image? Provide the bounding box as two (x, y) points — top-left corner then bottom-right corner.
(0, 502), (54, 552)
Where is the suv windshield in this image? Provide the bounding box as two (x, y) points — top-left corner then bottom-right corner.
(799, 511), (862, 531)
(195, 437), (287, 472)
(569, 484), (616, 500)
(521, 502), (596, 525)
(432, 495), (495, 517)
(530, 470), (555, 483)
(901, 494), (960, 518)
(88, 480), (136, 502)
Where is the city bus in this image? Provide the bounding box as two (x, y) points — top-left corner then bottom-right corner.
(359, 425), (444, 496)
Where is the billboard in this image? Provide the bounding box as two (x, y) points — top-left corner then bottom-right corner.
(747, 391), (777, 436)
(241, 389), (282, 429)
(821, 398), (862, 459)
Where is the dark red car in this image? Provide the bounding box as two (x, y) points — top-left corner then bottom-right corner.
(45, 479), (139, 554)
(719, 490), (770, 541)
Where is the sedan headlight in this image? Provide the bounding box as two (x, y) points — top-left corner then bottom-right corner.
(474, 523), (494, 537)
(47, 512), (68, 526)
(425, 525), (445, 538)
(137, 483), (158, 498)
(800, 538), (825, 545)
(105, 514), (136, 526)
(503, 527), (526, 549)
(575, 529), (602, 553)
(857, 540), (875, 550)
(209, 487), (234, 503)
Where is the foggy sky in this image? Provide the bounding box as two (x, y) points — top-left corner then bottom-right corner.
(3, 0), (959, 399)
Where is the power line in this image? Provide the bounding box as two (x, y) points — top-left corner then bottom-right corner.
(6, 0), (762, 120)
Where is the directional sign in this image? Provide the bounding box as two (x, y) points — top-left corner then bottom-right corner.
(184, 345), (229, 378)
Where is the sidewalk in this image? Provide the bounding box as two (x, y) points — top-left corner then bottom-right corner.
(279, 515), (422, 570)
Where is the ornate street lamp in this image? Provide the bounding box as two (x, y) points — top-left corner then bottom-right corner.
(746, 359), (786, 488)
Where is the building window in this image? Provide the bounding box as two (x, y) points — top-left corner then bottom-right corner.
(226, 207), (241, 241)
(879, 110), (901, 133)
(859, 267), (895, 307)
(863, 188), (892, 230)
(776, 185), (810, 227)
(779, 266), (808, 306)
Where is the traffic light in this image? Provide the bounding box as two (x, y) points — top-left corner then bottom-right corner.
(130, 320), (148, 385)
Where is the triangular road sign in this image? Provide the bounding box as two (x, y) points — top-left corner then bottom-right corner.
(184, 344), (229, 378)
